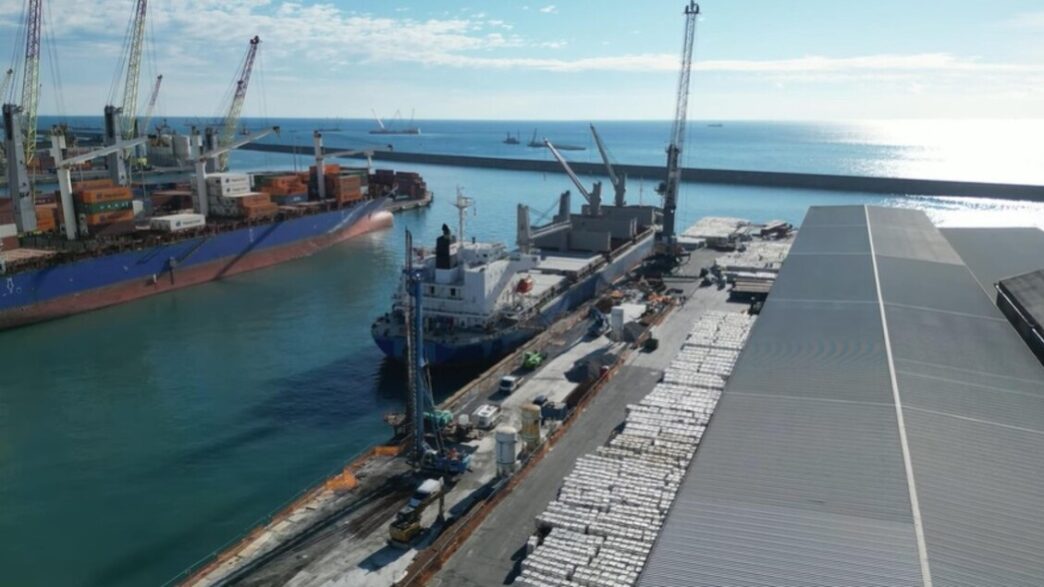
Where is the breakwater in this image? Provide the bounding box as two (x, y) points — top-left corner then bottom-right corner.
(241, 143), (1044, 201)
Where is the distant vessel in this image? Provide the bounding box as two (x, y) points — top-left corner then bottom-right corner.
(371, 190), (657, 365)
(370, 108), (420, 135)
(707, 123), (724, 128)
(504, 131), (520, 145)
(527, 129), (585, 151)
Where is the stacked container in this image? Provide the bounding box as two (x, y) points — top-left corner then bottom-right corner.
(149, 190), (195, 215)
(204, 173), (276, 219)
(517, 311), (755, 587)
(72, 179), (135, 237)
(254, 174), (308, 205)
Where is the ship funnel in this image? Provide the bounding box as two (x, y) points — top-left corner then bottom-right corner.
(436, 223), (454, 269)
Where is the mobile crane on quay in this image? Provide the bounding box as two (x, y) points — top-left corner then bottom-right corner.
(656, 1), (700, 265)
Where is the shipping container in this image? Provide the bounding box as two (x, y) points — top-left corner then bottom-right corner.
(72, 178), (115, 192)
(83, 209), (135, 225)
(150, 213), (206, 233)
(75, 186), (133, 205)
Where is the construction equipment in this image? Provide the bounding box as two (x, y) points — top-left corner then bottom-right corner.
(389, 478), (445, 547)
(191, 126), (278, 217)
(403, 228), (472, 476)
(522, 352), (545, 370)
(590, 124), (626, 207)
(216, 36), (261, 172)
(2, 0), (42, 232)
(544, 139), (602, 216)
(657, 1), (700, 256)
(311, 130), (375, 200)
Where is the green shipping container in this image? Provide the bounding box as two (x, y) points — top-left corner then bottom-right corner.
(77, 200), (133, 214)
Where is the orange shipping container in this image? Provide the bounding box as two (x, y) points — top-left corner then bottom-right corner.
(76, 187), (133, 205)
(84, 210), (134, 225)
(72, 179), (115, 192)
(237, 193), (272, 207)
(309, 164), (340, 176)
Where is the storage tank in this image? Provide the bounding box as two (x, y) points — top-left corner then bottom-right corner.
(520, 404), (542, 451)
(495, 425), (518, 476)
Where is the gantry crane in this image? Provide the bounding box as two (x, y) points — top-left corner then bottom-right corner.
(658, 1), (700, 252)
(590, 124), (626, 207)
(216, 36), (261, 172)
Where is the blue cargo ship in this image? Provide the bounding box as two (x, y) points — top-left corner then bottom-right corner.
(0, 197), (391, 329)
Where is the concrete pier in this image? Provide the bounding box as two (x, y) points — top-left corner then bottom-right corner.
(241, 142), (1044, 201)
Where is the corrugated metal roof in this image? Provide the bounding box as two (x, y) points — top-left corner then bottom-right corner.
(999, 269), (1044, 329)
(638, 205), (1044, 587)
(941, 227), (1044, 293)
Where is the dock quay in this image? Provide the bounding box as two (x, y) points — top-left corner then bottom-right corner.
(175, 229), (788, 587)
(241, 143), (1044, 201)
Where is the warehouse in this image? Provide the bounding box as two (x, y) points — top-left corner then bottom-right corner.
(638, 206), (1044, 587)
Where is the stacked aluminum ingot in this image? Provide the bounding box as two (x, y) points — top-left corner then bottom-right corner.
(516, 312), (755, 587)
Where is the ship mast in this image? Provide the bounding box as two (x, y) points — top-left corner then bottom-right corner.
(452, 188), (474, 244)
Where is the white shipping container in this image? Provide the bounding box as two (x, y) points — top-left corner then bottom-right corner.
(0, 223), (17, 238)
(150, 213), (206, 233)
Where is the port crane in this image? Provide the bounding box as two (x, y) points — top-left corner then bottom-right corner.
(2, 0), (43, 233)
(590, 124), (626, 207)
(215, 36), (261, 172)
(544, 138), (602, 216)
(191, 126), (278, 217)
(311, 131), (375, 201)
(48, 129), (147, 241)
(139, 75), (163, 139)
(657, 1), (700, 256)
(111, 0), (149, 140)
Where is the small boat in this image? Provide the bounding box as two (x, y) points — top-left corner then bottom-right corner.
(504, 131), (520, 145)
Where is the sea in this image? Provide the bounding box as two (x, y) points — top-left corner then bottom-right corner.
(2, 118), (1043, 587)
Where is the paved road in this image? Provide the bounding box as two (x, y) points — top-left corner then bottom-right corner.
(431, 252), (744, 586)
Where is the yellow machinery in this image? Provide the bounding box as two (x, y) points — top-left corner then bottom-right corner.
(389, 478), (444, 547)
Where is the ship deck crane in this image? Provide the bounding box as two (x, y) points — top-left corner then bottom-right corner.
(658, 1), (700, 255)
(192, 126), (278, 217)
(216, 36), (261, 172)
(544, 138), (602, 216)
(590, 124), (626, 207)
(49, 130), (147, 241)
(311, 131), (375, 201)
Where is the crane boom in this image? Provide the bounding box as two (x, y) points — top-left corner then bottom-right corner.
(661, 1), (700, 244)
(0, 68), (13, 99)
(119, 0), (148, 139)
(139, 74), (163, 137)
(21, 0), (42, 165)
(590, 124), (626, 206)
(218, 36), (261, 171)
(544, 138), (602, 215)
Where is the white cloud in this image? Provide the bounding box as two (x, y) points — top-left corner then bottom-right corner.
(540, 40), (567, 50)
(539, 5), (557, 14)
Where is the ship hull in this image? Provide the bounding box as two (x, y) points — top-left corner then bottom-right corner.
(372, 231), (655, 365)
(0, 198), (392, 330)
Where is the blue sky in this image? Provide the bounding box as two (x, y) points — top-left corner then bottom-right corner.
(2, 0), (1044, 120)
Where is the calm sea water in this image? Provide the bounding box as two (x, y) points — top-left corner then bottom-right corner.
(2, 120), (1043, 587)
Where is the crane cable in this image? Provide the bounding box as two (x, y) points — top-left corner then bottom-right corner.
(43, 0), (66, 122)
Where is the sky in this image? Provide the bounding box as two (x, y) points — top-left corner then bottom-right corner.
(2, 0), (1044, 120)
